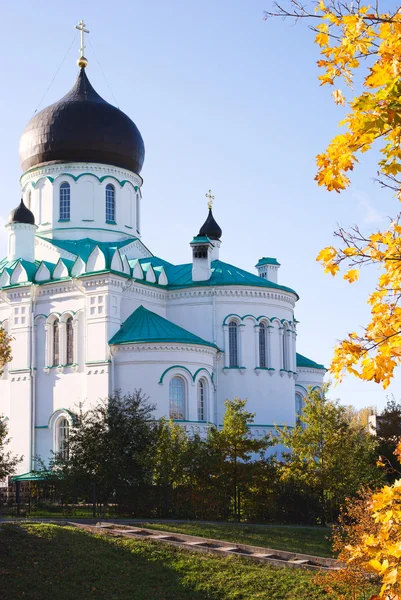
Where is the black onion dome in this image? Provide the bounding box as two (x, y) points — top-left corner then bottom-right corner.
(198, 208), (222, 240)
(19, 69), (145, 174)
(9, 199), (35, 225)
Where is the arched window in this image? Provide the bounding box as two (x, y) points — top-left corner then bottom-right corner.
(198, 380), (206, 421)
(282, 327), (288, 370)
(169, 377), (185, 420)
(295, 393), (304, 426)
(106, 184), (115, 222)
(66, 316), (74, 365)
(27, 190), (32, 210)
(228, 321), (239, 367)
(52, 318), (59, 366)
(59, 182), (71, 220)
(56, 417), (69, 460)
(259, 322), (267, 368)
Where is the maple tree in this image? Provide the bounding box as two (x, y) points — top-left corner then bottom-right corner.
(264, 1), (401, 387)
(0, 417), (21, 480)
(331, 443), (401, 599)
(0, 326), (12, 377)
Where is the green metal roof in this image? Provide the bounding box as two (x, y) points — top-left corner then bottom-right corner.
(164, 260), (298, 298)
(296, 353), (326, 370)
(109, 305), (219, 349)
(190, 235), (211, 244)
(11, 471), (50, 482)
(0, 238), (297, 298)
(40, 237), (136, 264)
(256, 257), (280, 267)
(0, 258), (42, 286)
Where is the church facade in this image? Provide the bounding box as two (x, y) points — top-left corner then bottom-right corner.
(0, 49), (325, 477)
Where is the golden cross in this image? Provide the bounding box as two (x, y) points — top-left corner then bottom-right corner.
(206, 189), (214, 210)
(75, 20), (90, 60)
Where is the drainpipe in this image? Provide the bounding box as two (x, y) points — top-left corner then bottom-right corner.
(212, 288), (218, 427)
(30, 284), (37, 472)
(109, 347), (115, 397)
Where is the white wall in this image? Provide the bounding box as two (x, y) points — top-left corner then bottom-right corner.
(113, 344), (216, 422)
(0, 270), (324, 475)
(21, 163), (142, 243)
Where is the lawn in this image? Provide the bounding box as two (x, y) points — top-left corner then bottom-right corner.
(137, 521), (333, 558)
(0, 522), (344, 600)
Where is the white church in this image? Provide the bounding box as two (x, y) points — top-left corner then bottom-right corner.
(0, 25), (325, 478)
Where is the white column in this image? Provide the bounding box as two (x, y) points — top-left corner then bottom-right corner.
(254, 324), (260, 368)
(59, 321), (66, 365)
(223, 325), (229, 367)
(267, 325), (273, 369)
(279, 327), (284, 370)
(239, 324), (245, 367)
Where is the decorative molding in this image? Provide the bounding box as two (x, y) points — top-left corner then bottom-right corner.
(168, 288), (296, 307)
(114, 344), (216, 357)
(21, 162), (143, 189)
(297, 367), (327, 374)
(158, 365), (214, 385)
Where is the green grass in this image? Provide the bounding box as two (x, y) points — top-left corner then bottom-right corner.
(137, 521), (333, 558)
(0, 523), (336, 599)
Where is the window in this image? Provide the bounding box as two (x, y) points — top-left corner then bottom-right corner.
(282, 328), (288, 370)
(27, 190), (31, 210)
(228, 321), (239, 367)
(59, 182), (71, 220)
(295, 393), (304, 426)
(66, 316), (74, 365)
(259, 322), (267, 368)
(52, 318), (59, 366)
(106, 184), (115, 222)
(169, 377), (185, 419)
(57, 417), (69, 460)
(198, 380), (206, 421)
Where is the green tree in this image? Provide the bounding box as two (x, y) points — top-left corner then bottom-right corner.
(53, 390), (158, 511)
(0, 417), (21, 480)
(0, 327), (12, 377)
(153, 419), (191, 488)
(375, 397), (401, 481)
(209, 398), (271, 521)
(276, 386), (382, 523)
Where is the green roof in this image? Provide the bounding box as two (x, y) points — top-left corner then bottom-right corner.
(190, 235), (211, 244)
(164, 260), (298, 298)
(256, 257), (280, 267)
(41, 237), (137, 264)
(12, 471), (50, 482)
(296, 353), (326, 370)
(0, 238), (297, 298)
(109, 305), (219, 349)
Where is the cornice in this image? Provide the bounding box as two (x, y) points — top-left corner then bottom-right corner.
(36, 283), (77, 297)
(167, 287), (296, 306)
(21, 162), (143, 189)
(113, 343), (217, 356)
(297, 367), (327, 375)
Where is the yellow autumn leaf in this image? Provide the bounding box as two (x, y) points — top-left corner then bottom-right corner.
(344, 269), (360, 283)
(369, 558), (383, 573)
(332, 89), (346, 106)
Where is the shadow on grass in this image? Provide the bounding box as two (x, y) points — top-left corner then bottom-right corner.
(0, 523), (343, 600)
(0, 523), (210, 600)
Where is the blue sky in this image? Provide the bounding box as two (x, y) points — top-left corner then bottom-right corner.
(0, 0), (398, 410)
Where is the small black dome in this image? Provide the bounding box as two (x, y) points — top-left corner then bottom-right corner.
(198, 208), (222, 240)
(19, 69), (145, 174)
(9, 200), (35, 225)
